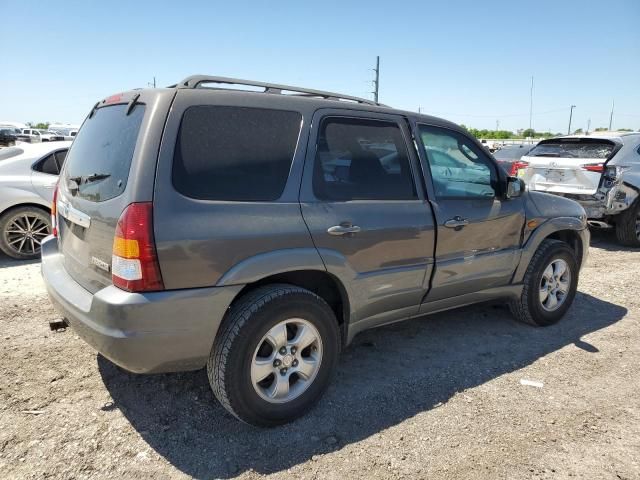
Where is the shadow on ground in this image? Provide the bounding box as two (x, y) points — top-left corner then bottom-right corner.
(0, 253), (40, 269)
(589, 228), (639, 252)
(98, 291), (626, 478)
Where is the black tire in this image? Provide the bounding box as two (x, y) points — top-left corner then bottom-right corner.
(207, 284), (340, 427)
(509, 239), (579, 326)
(615, 199), (640, 247)
(0, 206), (51, 260)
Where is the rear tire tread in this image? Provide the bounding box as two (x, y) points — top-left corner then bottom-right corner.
(615, 200), (640, 247)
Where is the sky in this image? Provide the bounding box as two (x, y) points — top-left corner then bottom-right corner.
(1, 0), (639, 133)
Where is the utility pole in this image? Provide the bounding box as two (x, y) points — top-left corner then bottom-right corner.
(568, 105), (576, 134)
(609, 100), (614, 130)
(496, 120), (499, 132)
(587, 118), (591, 135)
(372, 56), (380, 104)
(529, 76), (534, 131)
(148, 76), (156, 88)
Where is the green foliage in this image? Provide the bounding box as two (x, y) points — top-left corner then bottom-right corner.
(617, 128), (633, 132)
(573, 128), (583, 134)
(521, 128), (535, 138)
(27, 122), (50, 130)
(595, 127), (608, 131)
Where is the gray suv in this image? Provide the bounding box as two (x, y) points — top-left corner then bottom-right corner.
(42, 75), (589, 426)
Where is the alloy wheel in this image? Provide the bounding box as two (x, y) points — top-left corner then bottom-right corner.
(3, 214), (50, 256)
(539, 259), (571, 312)
(251, 318), (323, 404)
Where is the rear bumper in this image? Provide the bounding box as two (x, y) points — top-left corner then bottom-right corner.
(41, 236), (242, 373)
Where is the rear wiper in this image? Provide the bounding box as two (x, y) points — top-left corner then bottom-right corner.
(68, 173), (111, 185)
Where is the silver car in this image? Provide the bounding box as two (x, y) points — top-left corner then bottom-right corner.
(0, 141), (71, 259)
(520, 132), (640, 246)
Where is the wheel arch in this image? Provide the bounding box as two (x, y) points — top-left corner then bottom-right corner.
(513, 217), (587, 283)
(0, 201), (51, 219)
(225, 269), (350, 345)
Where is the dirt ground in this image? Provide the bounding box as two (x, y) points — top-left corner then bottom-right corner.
(1, 231), (639, 480)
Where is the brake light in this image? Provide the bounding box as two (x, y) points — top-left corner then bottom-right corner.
(581, 163), (605, 173)
(112, 202), (164, 292)
(509, 161), (529, 176)
(51, 180), (59, 237)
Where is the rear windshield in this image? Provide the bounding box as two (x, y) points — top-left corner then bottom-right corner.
(63, 103), (145, 202)
(528, 139), (615, 159)
(493, 145), (532, 160)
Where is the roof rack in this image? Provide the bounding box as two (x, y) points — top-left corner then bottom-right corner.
(172, 75), (381, 106)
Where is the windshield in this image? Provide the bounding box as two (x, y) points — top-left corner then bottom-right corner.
(528, 139), (615, 159)
(63, 103), (145, 202)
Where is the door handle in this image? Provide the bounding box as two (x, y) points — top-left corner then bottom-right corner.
(444, 216), (469, 229)
(327, 224), (361, 236)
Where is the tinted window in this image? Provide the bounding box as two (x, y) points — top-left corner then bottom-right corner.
(64, 104), (145, 202)
(493, 145), (532, 160)
(419, 125), (497, 199)
(313, 117), (417, 201)
(528, 139), (615, 159)
(36, 153), (59, 175)
(173, 106), (301, 201)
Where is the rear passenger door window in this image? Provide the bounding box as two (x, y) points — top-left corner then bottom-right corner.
(312, 117), (417, 201)
(173, 106), (302, 201)
(34, 153), (59, 175)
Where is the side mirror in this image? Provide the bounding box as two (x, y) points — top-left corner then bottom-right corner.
(505, 176), (525, 199)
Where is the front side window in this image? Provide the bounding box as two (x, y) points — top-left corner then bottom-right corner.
(173, 106), (302, 201)
(419, 125), (497, 199)
(313, 117), (417, 201)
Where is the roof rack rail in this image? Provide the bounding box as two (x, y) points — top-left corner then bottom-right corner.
(172, 75), (381, 106)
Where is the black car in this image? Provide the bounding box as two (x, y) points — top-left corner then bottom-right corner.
(0, 128), (19, 147)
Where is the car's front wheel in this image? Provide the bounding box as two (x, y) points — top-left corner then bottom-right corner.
(509, 239), (579, 326)
(0, 206), (51, 260)
(208, 284), (340, 427)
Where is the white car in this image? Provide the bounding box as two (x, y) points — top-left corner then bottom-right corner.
(520, 132), (640, 245)
(0, 141), (72, 259)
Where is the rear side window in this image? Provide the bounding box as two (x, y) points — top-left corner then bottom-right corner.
(173, 106), (302, 201)
(64, 104), (145, 202)
(35, 153), (59, 175)
(528, 139), (615, 159)
(312, 117), (417, 201)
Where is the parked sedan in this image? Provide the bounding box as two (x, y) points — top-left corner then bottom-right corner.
(519, 133), (640, 246)
(493, 143), (536, 176)
(0, 141), (72, 259)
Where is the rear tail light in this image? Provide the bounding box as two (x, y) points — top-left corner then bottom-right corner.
(112, 202), (164, 292)
(509, 161), (529, 177)
(51, 180), (59, 237)
(581, 163), (605, 173)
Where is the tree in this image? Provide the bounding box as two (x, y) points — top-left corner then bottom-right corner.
(28, 122), (50, 130)
(522, 128), (535, 138)
(573, 128), (583, 134)
(617, 128), (633, 132)
(595, 127), (608, 132)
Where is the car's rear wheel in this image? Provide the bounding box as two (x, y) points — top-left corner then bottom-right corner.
(0, 206), (51, 260)
(207, 284), (340, 427)
(509, 239), (578, 326)
(615, 199), (640, 247)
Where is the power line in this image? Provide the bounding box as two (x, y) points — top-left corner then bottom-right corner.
(372, 56), (380, 103)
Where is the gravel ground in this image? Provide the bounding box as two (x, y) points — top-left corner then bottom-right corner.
(1, 231), (639, 479)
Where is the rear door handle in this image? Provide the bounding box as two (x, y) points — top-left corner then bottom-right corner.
(444, 216), (469, 229)
(327, 224), (361, 236)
